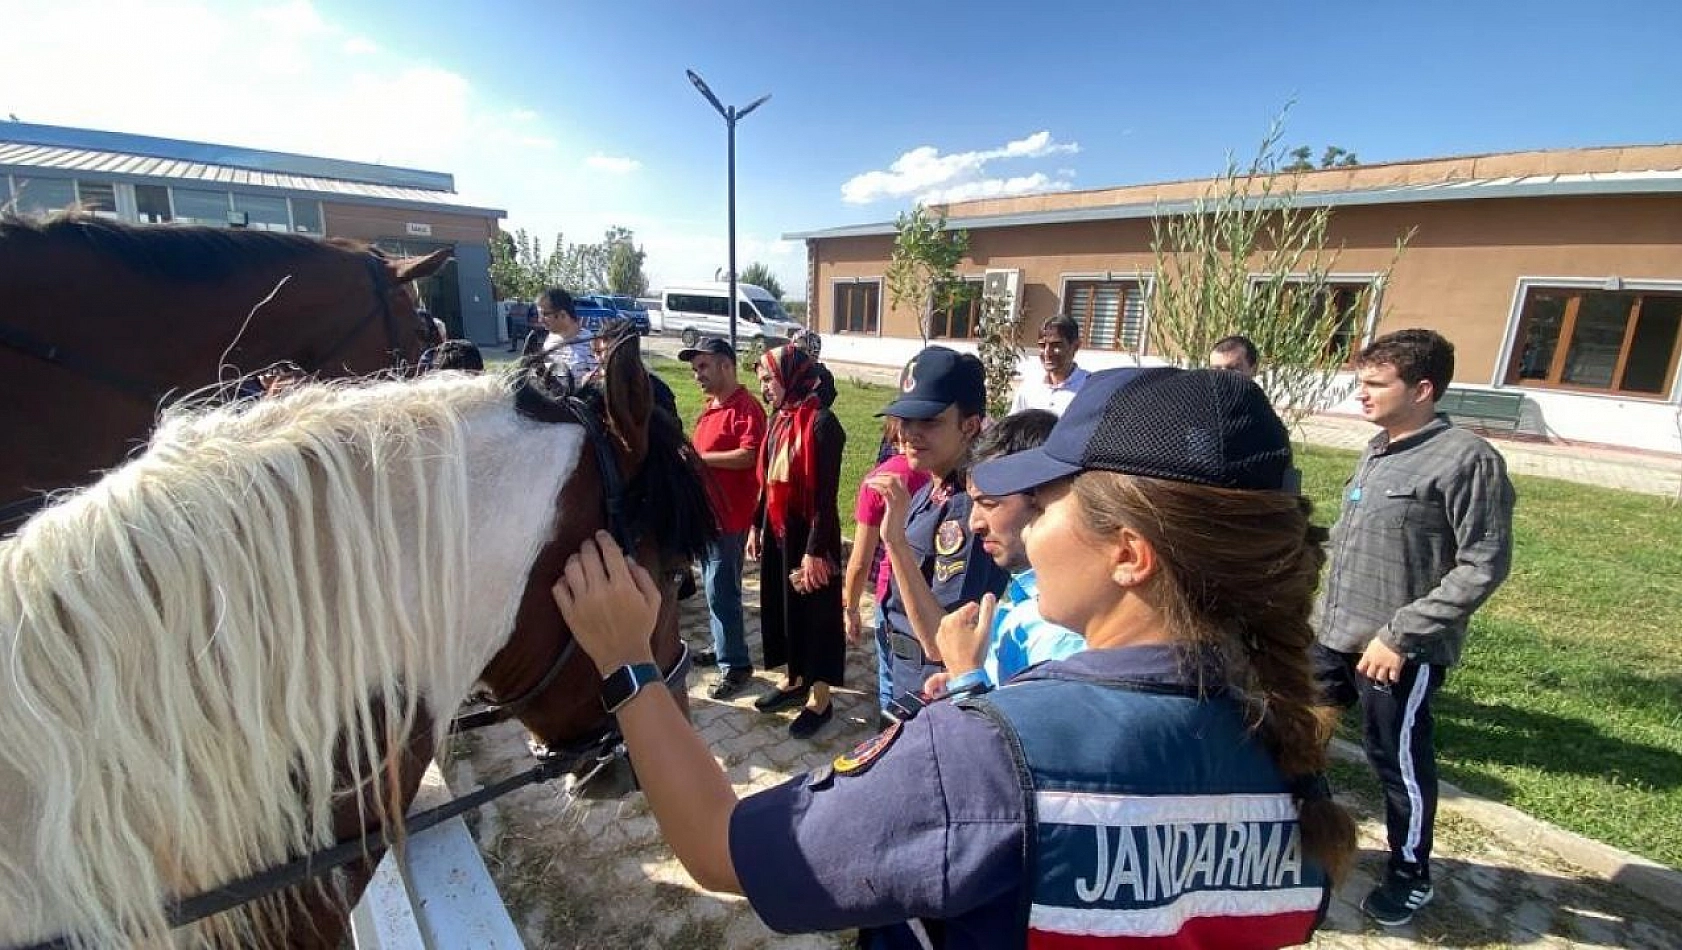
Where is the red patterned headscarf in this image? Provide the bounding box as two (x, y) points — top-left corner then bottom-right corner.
(760, 345), (822, 538)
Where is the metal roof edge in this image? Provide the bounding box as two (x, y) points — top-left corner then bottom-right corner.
(0, 161), (505, 220)
(786, 174), (1682, 241)
(0, 122), (454, 192)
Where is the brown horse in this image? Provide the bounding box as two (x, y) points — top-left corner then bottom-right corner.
(0, 339), (716, 948)
(0, 214), (449, 530)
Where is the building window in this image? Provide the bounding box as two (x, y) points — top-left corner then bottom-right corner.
(172, 188), (232, 226)
(1506, 286), (1682, 397)
(74, 180), (119, 218)
(1065, 280), (1147, 351)
(135, 184), (171, 223)
(833, 281), (879, 334)
(1254, 279), (1375, 365)
(233, 193), (291, 232)
(291, 199), (323, 234)
(12, 177), (76, 216)
(929, 279), (984, 339)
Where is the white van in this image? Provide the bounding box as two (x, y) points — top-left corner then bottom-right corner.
(660, 282), (804, 347)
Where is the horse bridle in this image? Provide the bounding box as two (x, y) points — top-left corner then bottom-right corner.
(0, 253), (422, 535)
(11, 381), (694, 950)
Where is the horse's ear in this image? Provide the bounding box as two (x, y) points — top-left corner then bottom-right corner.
(389, 248), (453, 283)
(602, 337), (651, 475)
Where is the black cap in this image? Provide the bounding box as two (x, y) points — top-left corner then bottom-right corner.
(677, 337), (736, 362)
(878, 346), (987, 419)
(970, 367), (1294, 495)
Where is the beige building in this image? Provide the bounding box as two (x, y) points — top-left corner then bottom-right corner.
(787, 143), (1682, 455)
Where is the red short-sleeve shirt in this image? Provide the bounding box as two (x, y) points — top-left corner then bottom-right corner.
(694, 385), (768, 535)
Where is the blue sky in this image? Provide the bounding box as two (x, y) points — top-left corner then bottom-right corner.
(6, 0), (1681, 293)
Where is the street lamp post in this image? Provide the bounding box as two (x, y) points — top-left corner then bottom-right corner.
(686, 69), (769, 357)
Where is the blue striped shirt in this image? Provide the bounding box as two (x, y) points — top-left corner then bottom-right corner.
(984, 570), (1085, 686)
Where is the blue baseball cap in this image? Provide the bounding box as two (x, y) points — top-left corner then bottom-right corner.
(877, 346), (988, 420)
(971, 367), (1295, 496)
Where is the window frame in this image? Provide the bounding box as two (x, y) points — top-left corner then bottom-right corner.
(830, 277), (883, 336)
(928, 275), (985, 340)
(1496, 277), (1682, 402)
(1057, 272), (1154, 353)
(1244, 272), (1384, 368)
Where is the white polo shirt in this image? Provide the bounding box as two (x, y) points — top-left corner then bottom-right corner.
(1009, 365), (1090, 416)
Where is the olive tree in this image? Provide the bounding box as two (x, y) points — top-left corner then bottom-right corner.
(1148, 117), (1409, 434)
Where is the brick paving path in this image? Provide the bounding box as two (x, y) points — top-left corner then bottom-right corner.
(446, 567), (1682, 949)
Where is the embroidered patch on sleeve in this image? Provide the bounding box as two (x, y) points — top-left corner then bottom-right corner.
(934, 518), (965, 556)
(834, 719), (903, 776)
(933, 557), (964, 583)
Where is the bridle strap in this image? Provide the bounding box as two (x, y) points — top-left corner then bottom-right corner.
(0, 320), (163, 404)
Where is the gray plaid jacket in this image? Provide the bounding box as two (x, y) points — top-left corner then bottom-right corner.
(1314, 417), (1516, 667)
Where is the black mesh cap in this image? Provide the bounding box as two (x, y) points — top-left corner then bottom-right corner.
(970, 367), (1295, 496)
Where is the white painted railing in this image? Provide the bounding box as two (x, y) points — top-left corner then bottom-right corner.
(349, 763), (523, 949)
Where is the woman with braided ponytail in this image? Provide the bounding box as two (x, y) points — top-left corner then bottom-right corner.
(546, 366), (1351, 949)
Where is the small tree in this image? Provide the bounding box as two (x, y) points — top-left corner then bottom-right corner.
(1148, 115), (1408, 434)
(975, 279), (1026, 417)
(739, 262), (784, 300)
(886, 205), (970, 347)
(489, 228), (557, 301)
(607, 231), (649, 297)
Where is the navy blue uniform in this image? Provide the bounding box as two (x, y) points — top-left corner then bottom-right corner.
(728, 646), (1332, 949)
(879, 477), (1009, 697)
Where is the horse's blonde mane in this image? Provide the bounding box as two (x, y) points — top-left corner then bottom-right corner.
(0, 373), (559, 947)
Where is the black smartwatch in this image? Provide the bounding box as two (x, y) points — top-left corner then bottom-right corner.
(600, 662), (662, 713)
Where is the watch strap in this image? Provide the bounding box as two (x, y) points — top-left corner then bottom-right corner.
(601, 662), (662, 713)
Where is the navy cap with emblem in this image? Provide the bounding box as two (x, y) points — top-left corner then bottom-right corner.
(877, 345), (988, 420)
(971, 367), (1295, 495)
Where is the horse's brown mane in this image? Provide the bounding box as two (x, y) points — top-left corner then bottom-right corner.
(0, 212), (375, 282)
(514, 358), (719, 562)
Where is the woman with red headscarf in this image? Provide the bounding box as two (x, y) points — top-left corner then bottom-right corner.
(746, 344), (848, 738)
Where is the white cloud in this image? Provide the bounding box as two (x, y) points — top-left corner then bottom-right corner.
(342, 36), (379, 55)
(585, 154), (642, 175)
(509, 108), (540, 123)
(840, 130), (1080, 205)
(919, 172), (1074, 205)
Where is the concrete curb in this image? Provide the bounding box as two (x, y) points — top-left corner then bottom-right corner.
(1328, 737), (1682, 913)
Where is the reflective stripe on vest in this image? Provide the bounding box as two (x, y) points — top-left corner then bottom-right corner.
(964, 678), (1328, 949)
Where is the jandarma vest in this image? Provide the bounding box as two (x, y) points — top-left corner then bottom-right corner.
(963, 674), (1331, 949)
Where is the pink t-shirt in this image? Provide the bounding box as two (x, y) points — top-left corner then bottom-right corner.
(855, 453), (932, 604)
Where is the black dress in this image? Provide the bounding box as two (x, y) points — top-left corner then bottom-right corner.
(757, 409), (847, 687)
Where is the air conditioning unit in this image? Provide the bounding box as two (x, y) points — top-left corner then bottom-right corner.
(982, 268), (1022, 323)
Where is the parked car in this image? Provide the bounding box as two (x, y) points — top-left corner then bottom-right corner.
(635, 296), (665, 333)
(659, 282), (803, 348)
(570, 296), (618, 333)
(579, 294), (651, 335)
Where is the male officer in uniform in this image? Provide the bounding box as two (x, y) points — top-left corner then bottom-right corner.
(865, 346), (1009, 712)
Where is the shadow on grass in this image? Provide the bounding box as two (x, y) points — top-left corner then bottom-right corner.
(1435, 690), (1682, 794)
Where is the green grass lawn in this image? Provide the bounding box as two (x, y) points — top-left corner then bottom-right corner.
(648, 357), (1682, 868)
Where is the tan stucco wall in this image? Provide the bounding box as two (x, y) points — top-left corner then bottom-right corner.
(811, 194), (1682, 387)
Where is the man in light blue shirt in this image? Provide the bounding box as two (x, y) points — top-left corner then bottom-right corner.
(927, 410), (1086, 696)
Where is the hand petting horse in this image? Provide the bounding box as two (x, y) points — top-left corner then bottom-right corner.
(0, 339), (716, 949)
(0, 213), (450, 532)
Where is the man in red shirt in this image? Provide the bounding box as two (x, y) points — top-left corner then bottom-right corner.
(681, 338), (768, 699)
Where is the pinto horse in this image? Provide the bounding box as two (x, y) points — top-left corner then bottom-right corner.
(0, 214), (450, 532)
(0, 340), (715, 949)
